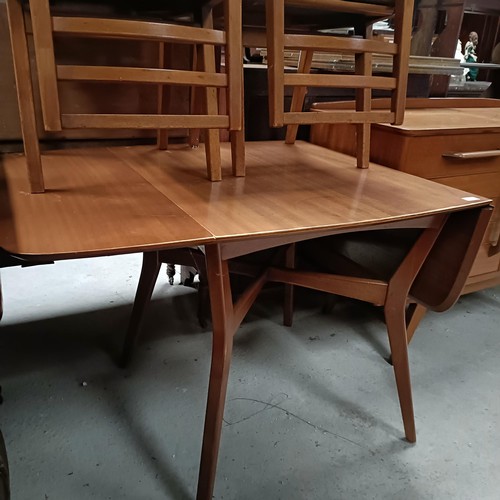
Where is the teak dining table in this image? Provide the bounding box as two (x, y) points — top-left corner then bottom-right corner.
(0, 140), (492, 499)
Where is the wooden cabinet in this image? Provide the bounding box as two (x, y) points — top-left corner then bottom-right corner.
(310, 98), (500, 293)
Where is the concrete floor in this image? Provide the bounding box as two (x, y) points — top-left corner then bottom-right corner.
(0, 253), (499, 500)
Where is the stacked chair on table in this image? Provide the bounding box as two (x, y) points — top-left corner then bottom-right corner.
(264, 0), (414, 167)
(6, 0), (243, 365)
(8, 0), (244, 192)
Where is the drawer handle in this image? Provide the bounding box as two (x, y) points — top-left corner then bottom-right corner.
(443, 150), (500, 160)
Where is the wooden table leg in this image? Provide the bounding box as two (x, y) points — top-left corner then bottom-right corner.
(384, 219), (446, 443)
(196, 244), (235, 500)
(384, 297), (416, 443)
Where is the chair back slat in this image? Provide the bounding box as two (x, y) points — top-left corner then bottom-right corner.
(284, 110), (395, 125)
(52, 17), (227, 46)
(284, 34), (398, 55)
(285, 73), (397, 89)
(57, 66), (228, 88)
(60, 114), (230, 130)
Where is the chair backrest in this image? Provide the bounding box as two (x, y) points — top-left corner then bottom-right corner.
(26, 0), (241, 133)
(6, 0), (242, 190)
(265, 0), (414, 129)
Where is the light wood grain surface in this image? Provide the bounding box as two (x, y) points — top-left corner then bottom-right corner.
(0, 148), (213, 259)
(112, 141), (490, 240)
(0, 142), (491, 259)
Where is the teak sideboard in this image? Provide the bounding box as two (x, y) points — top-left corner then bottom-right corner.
(311, 98), (500, 294)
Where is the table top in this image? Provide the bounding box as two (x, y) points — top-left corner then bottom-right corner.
(0, 146), (214, 259)
(0, 141), (491, 259)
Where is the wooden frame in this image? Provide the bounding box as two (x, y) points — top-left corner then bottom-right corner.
(6, 0), (244, 191)
(266, 0), (414, 168)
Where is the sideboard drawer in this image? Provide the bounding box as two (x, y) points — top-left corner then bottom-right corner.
(392, 133), (500, 179)
(310, 124), (500, 179)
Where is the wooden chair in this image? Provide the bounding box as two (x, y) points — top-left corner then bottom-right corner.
(6, 0), (244, 193)
(265, 0), (414, 167)
(272, 206), (492, 442)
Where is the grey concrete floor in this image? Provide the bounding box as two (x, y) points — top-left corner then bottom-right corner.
(0, 254), (499, 500)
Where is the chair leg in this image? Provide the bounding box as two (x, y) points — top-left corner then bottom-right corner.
(384, 300), (416, 443)
(224, 0), (243, 132)
(285, 50), (314, 144)
(230, 129), (245, 177)
(391, 0), (413, 125)
(189, 45), (202, 148)
(230, 61), (246, 176)
(157, 41), (172, 150)
(265, 0), (285, 128)
(199, 9), (222, 181)
(120, 252), (162, 368)
(6, 0), (45, 193)
(354, 25), (373, 168)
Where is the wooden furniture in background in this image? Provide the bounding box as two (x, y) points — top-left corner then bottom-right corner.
(6, 0), (243, 192)
(310, 97), (500, 295)
(265, 0), (414, 167)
